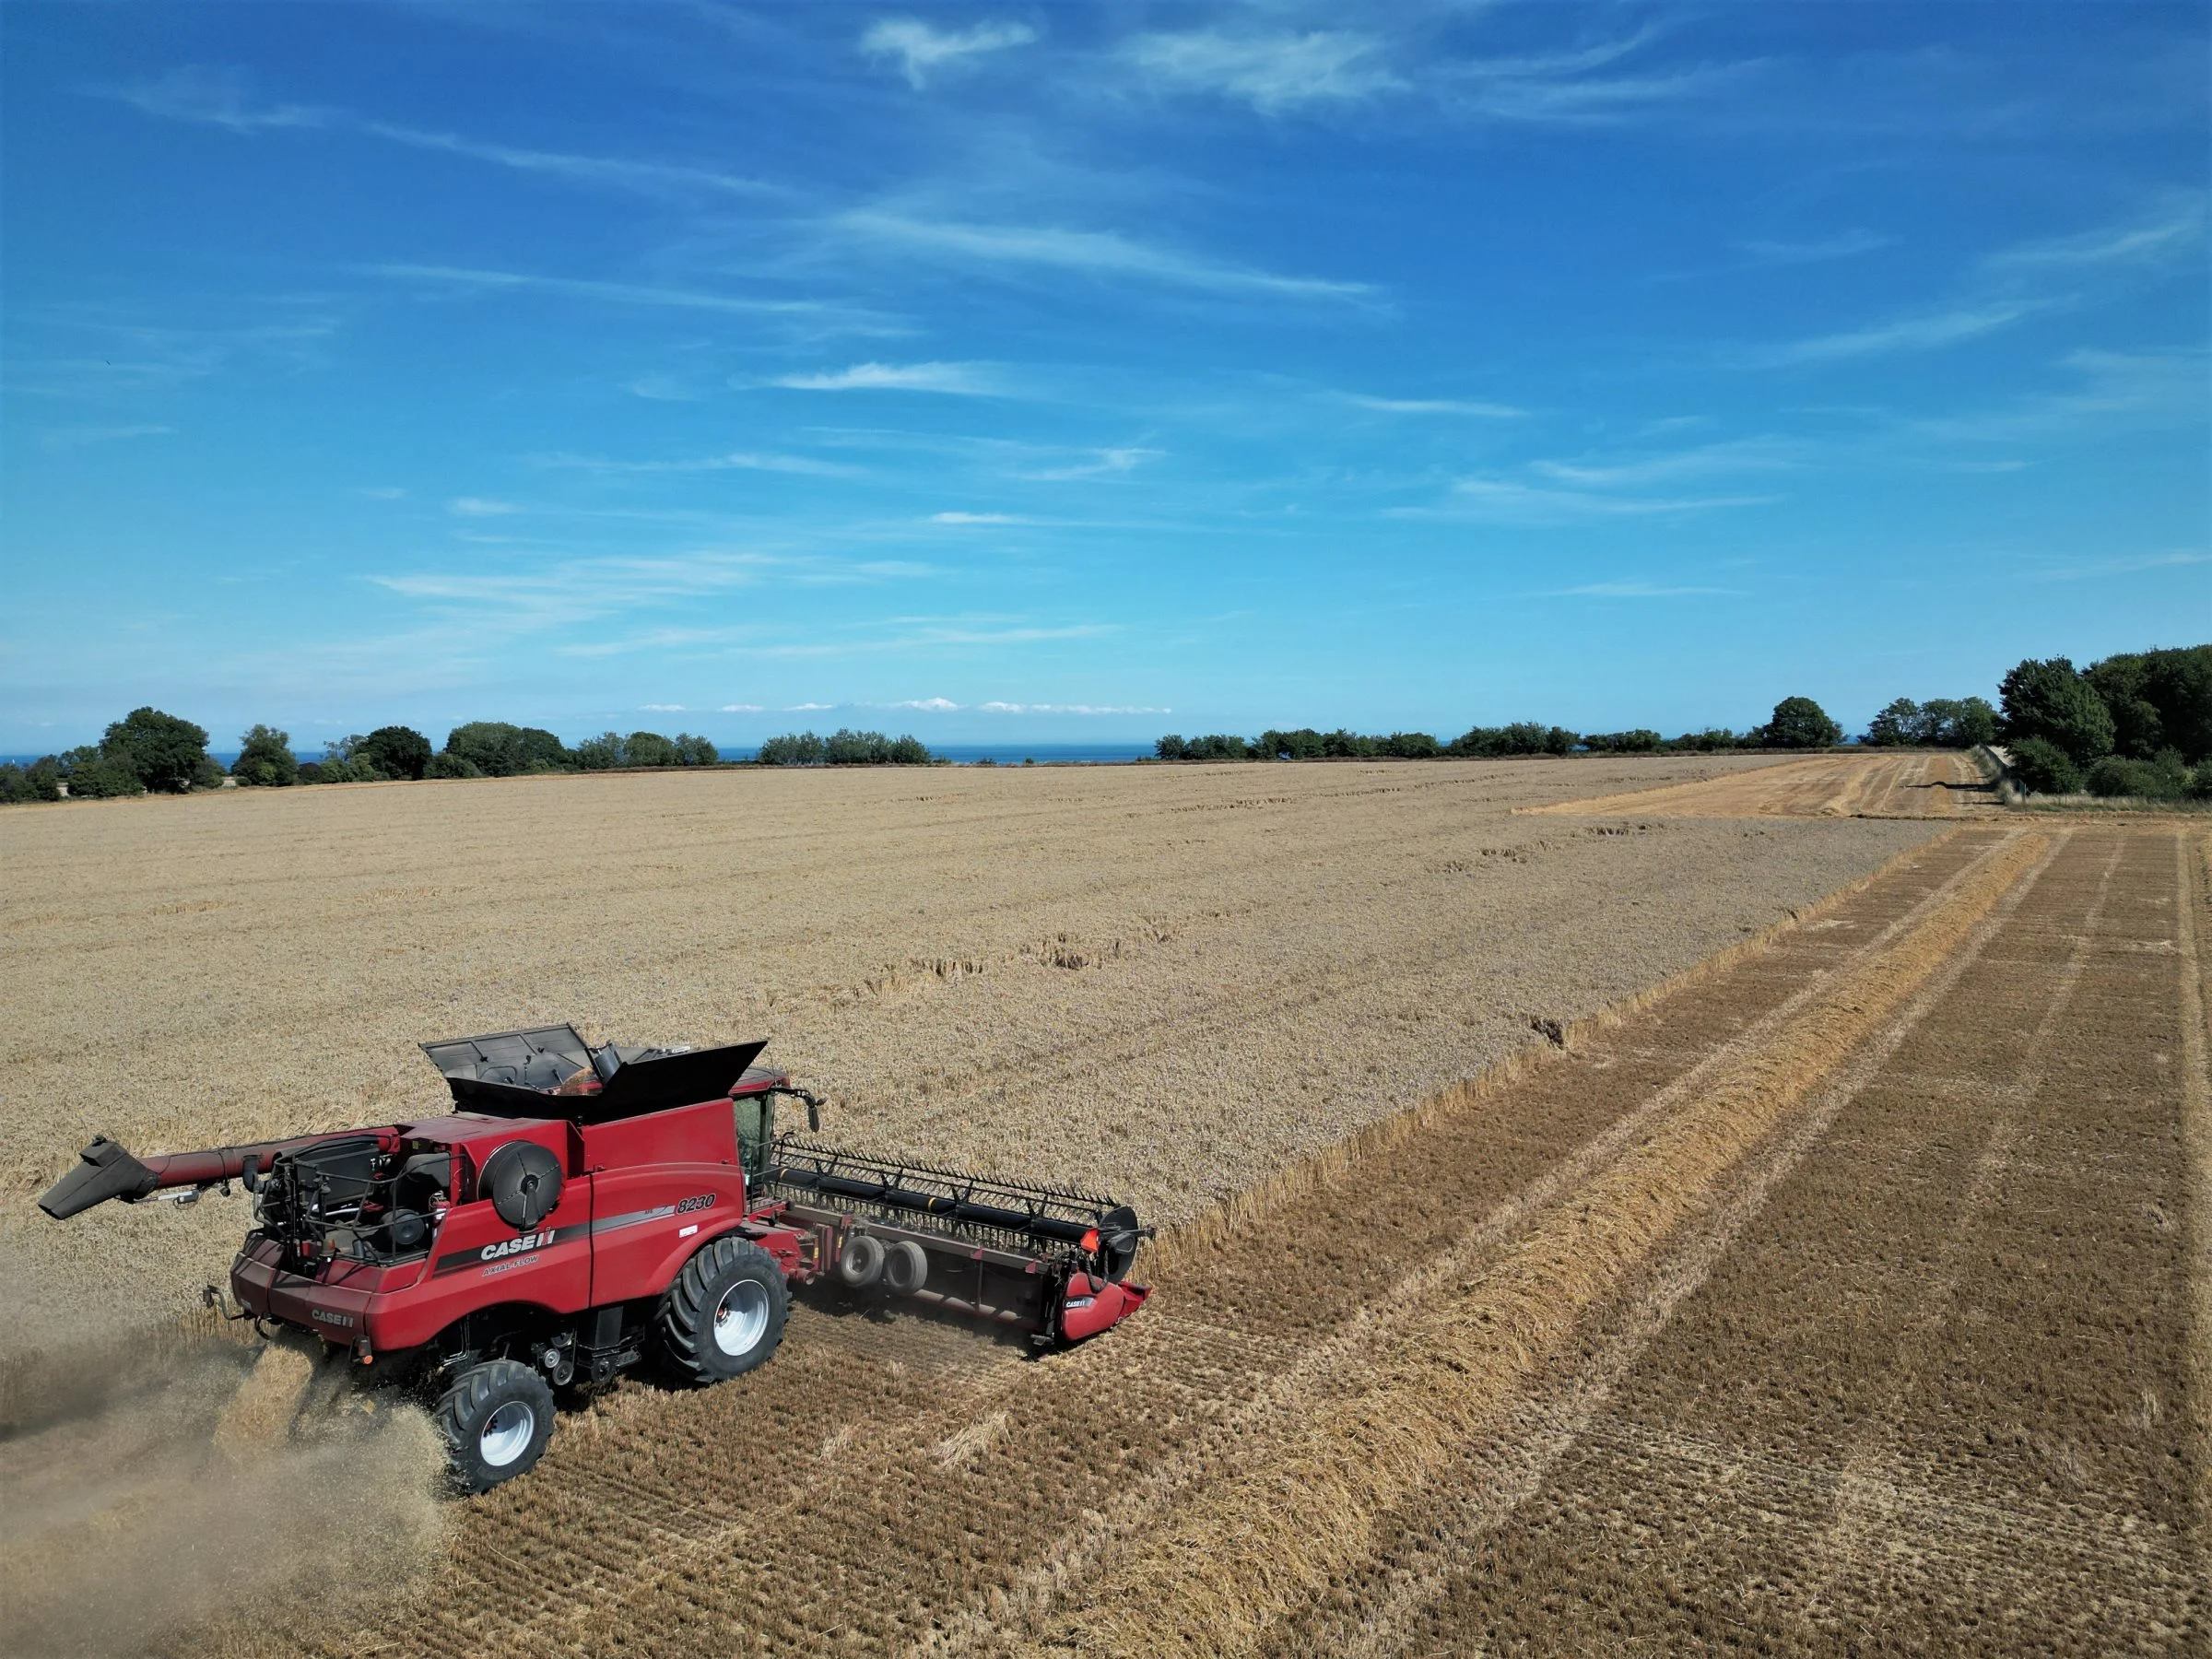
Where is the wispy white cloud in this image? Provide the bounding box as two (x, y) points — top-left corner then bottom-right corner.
(1986, 196), (2207, 273)
(1410, 477), (1778, 524)
(719, 703), (766, 712)
(1529, 436), (1799, 488)
(1539, 581), (1740, 598)
(772, 360), (1002, 394)
(641, 703), (688, 712)
(860, 18), (1038, 88)
(1736, 229), (1892, 265)
(40, 423), (173, 450)
(373, 548), (777, 617)
(1340, 393), (1523, 418)
(786, 701), (835, 711)
(369, 264), (869, 324)
(833, 211), (1375, 302)
(109, 65), (322, 131)
(1905, 347), (2208, 443)
(890, 696), (961, 712)
(357, 120), (776, 198)
(1122, 30), (1403, 112)
(1019, 446), (1163, 481)
(354, 486), (406, 500)
(535, 449), (858, 477)
(447, 497), (522, 516)
(1752, 201), (2206, 367)
(930, 511), (1028, 524)
(1756, 300), (2043, 366)
(1439, 35), (1758, 124)
(109, 67), (776, 198)
(2020, 549), (2210, 582)
(977, 700), (1171, 714)
(10, 311), (339, 395)
(626, 374), (706, 402)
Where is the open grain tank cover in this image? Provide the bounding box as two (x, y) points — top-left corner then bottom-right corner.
(421, 1025), (594, 1097)
(421, 1025), (769, 1120)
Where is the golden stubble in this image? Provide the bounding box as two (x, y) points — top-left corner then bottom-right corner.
(1038, 830), (2053, 1658)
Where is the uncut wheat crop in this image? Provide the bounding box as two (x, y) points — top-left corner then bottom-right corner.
(0, 754), (1942, 1332)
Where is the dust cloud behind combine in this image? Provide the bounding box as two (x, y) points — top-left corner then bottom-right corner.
(0, 1279), (446, 1659)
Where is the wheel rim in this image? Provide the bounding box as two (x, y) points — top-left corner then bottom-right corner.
(713, 1278), (769, 1357)
(479, 1400), (536, 1467)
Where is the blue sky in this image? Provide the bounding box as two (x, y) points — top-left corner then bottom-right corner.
(4, 3), (2206, 754)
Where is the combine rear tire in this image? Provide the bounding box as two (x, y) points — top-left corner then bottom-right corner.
(660, 1235), (789, 1384)
(437, 1359), (556, 1494)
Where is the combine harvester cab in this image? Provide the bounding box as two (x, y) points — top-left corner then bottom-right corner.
(40, 1025), (1149, 1491)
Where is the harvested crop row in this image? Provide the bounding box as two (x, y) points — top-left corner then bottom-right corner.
(1530, 749), (1986, 820)
(1027, 830), (2052, 1656)
(1381, 827), (2203, 1656)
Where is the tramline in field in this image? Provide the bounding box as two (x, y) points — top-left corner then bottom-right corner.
(40, 1024), (1151, 1491)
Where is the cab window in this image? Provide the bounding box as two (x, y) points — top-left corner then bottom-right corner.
(734, 1094), (775, 1176)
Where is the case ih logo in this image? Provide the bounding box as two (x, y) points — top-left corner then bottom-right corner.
(433, 1223), (579, 1277)
(481, 1229), (558, 1262)
(310, 1308), (355, 1328)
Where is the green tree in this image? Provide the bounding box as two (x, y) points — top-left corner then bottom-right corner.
(573, 733), (626, 771)
(755, 732), (827, 765)
(1923, 696), (1998, 747)
(625, 731), (679, 768)
(1384, 731), (1441, 759)
(1257, 727), (1326, 759)
(232, 724), (299, 787)
(354, 725), (432, 781)
(1581, 729), (1664, 754)
(1998, 657), (2114, 765)
(301, 736), (381, 783)
(1756, 697), (1842, 749)
(59, 744), (144, 797)
(425, 752), (484, 780)
(2006, 735), (2083, 795)
(1182, 734), (1250, 761)
(101, 707), (212, 792)
(442, 722), (575, 776)
(1670, 728), (1747, 752)
(2086, 751), (2189, 801)
(674, 734), (719, 766)
(1864, 699), (1920, 747)
(2084, 645), (2212, 763)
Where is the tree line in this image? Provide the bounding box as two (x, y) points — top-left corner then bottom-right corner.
(1987, 646), (2210, 800)
(1157, 696), (1848, 764)
(0, 715), (944, 802)
(1153, 646), (2211, 804)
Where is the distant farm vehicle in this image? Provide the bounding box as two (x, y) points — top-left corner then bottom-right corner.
(41, 1026), (1150, 1490)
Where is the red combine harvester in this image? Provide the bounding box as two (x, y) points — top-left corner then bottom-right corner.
(40, 1026), (1149, 1490)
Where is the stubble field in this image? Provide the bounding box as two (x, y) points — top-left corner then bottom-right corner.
(3, 752), (2203, 1656)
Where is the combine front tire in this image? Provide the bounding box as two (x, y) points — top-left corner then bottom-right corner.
(437, 1359), (556, 1493)
(660, 1235), (788, 1384)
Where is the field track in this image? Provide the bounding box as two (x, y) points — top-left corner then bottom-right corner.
(1529, 749), (1992, 820)
(213, 820), (2207, 1658)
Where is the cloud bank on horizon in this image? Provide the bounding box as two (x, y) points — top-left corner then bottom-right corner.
(3, 4), (2206, 749)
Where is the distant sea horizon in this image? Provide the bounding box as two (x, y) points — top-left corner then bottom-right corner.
(0, 740), (1159, 770)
